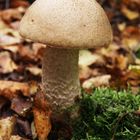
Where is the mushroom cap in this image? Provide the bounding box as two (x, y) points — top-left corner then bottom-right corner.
(19, 0), (113, 49)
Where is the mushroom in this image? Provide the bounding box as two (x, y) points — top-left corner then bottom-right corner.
(19, 0), (112, 114)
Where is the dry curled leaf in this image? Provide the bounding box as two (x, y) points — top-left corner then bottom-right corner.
(26, 66), (42, 76)
(0, 117), (16, 140)
(121, 6), (139, 20)
(0, 80), (38, 99)
(20, 43), (45, 62)
(124, 70), (140, 86)
(11, 96), (32, 117)
(0, 33), (21, 46)
(129, 65), (140, 74)
(0, 19), (9, 30)
(122, 38), (140, 51)
(117, 22), (126, 32)
(0, 51), (18, 73)
(79, 66), (93, 81)
(79, 50), (104, 67)
(0, 45), (20, 53)
(0, 8), (23, 23)
(10, 135), (29, 140)
(82, 75), (111, 89)
(33, 91), (51, 140)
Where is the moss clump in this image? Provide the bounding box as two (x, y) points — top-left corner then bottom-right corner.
(72, 88), (140, 140)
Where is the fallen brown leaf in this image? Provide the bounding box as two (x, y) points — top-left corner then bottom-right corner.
(117, 22), (126, 32)
(10, 21), (20, 30)
(0, 80), (38, 99)
(79, 50), (104, 67)
(33, 91), (51, 140)
(0, 33), (21, 46)
(121, 6), (139, 20)
(10, 135), (29, 140)
(122, 38), (140, 51)
(0, 8), (23, 23)
(122, 26), (140, 38)
(0, 45), (20, 53)
(79, 66), (93, 82)
(123, 70), (140, 86)
(20, 43), (45, 62)
(0, 51), (18, 73)
(26, 66), (42, 76)
(0, 19), (9, 30)
(0, 27), (21, 38)
(0, 117), (16, 140)
(15, 118), (32, 139)
(10, 0), (29, 8)
(82, 75), (111, 89)
(11, 96), (32, 117)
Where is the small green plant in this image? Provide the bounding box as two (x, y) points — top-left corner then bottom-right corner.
(72, 88), (140, 140)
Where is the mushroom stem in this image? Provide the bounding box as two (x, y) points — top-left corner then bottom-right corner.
(42, 46), (80, 113)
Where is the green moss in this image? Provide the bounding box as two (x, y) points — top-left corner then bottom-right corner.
(72, 88), (140, 140)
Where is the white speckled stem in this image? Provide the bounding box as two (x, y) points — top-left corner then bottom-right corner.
(42, 47), (80, 113)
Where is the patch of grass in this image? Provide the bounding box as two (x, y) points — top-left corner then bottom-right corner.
(72, 88), (140, 140)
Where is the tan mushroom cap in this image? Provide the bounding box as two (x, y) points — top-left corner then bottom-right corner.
(20, 0), (113, 49)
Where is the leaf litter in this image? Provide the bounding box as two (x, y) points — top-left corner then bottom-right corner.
(0, 0), (139, 139)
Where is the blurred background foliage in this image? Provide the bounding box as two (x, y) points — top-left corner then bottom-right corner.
(0, 0), (140, 91)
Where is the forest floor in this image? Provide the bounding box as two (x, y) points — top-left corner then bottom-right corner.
(0, 0), (139, 139)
